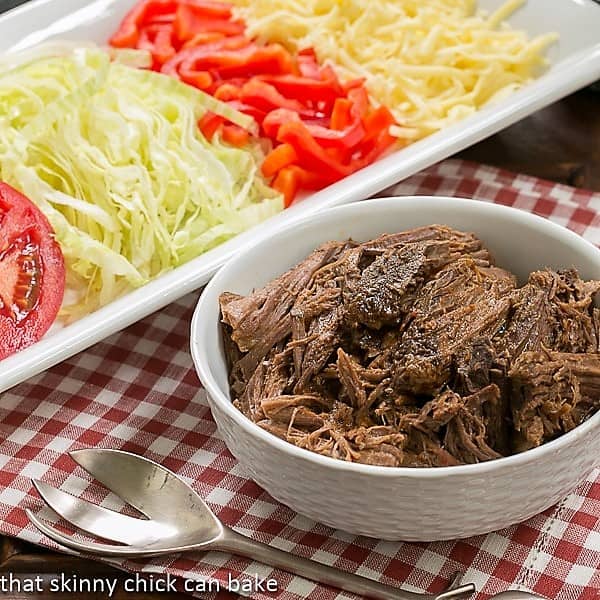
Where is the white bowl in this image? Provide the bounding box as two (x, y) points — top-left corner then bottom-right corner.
(191, 197), (600, 541)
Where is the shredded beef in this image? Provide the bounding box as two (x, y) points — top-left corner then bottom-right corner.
(387, 258), (514, 395)
(221, 226), (600, 467)
(509, 350), (600, 451)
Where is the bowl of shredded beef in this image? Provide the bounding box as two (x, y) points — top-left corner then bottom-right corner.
(191, 197), (600, 541)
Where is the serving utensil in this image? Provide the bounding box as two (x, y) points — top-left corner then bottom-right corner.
(26, 449), (474, 600)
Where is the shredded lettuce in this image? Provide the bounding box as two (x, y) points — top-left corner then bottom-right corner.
(0, 46), (282, 319)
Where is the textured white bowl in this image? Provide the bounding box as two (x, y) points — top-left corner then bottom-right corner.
(191, 197), (600, 541)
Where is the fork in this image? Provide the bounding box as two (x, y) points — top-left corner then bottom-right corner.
(26, 449), (476, 600)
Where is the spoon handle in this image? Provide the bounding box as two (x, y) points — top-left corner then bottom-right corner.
(215, 526), (475, 600)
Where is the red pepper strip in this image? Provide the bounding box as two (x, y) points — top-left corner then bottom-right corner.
(263, 103), (365, 150)
(288, 165), (332, 190)
(258, 73), (344, 105)
(297, 51), (320, 79)
(198, 111), (224, 140)
(210, 44), (296, 78)
(276, 122), (349, 182)
(307, 120), (365, 150)
(161, 35), (249, 80)
(272, 167), (300, 208)
(361, 105), (395, 145)
(342, 78), (367, 93)
(222, 124), (250, 146)
(330, 98), (353, 130)
(350, 120), (397, 170)
(356, 129), (397, 167)
(162, 41), (295, 81)
(261, 108), (301, 138)
(180, 0), (234, 19)
(262, 108), (344, 141)
(225, 100), (267, 123)
(110, 0), (178, 47)
(183, 69), (214, 89)
(163, 34), (251, 68)
(207, 77), (248, 95)
(318, 64), (339, 83)
(144, 13), (176, 25)
(182, 31), (225, 49)
(137, 24), (177, 67)
(261, 143), (298, 178)
(272, 164), (334, 206)
(347, 86), (370, 118)
(324, 145), (353, 165)
(214, 82), (240, 101)
(174, 3), (243, 41)
(276, 116), (397, 184)
(179, 16), (244, 40)
(239, 79), (305, 114)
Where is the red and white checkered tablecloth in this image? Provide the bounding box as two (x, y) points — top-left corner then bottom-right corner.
(0, 159), (598, 600)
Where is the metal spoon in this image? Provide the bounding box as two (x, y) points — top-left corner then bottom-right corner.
(26, 449), (475, 600)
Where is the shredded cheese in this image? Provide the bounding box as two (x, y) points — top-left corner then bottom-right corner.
(230, 0), (557, 140)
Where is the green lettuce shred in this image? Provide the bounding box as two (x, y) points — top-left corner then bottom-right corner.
(0, 46), (282, 319)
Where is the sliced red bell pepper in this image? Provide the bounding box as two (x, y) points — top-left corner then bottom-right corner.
(182, 68), (214, 89)
(347, 86), (370, 118)
(330, 98), (353, 130)
(162, 41), (295, 81)
(288, 165), (332, 190)
(214, 82), (241, 101)
(144, 13), (176, 25)
(174, 2), (243, 42)
(258, 73), (343, 105)
(162, 35), (250, 73)
(342, 77), (367, 93)
(271, 167), (300, 208)
(261, 107), (363, 148)
(306, 120), (365, 150)
(239, 79), (305, 114)
(356, 132), (396, 168)
(198, 111), (224, 140)
(182, 31), (225, 49)
(210, 44), (296, 78)
(261, 108), (301, 138)
(360, 105), (396, 148)
(110, 0), (179, 47)
(137, 24), (177, 66)
(267, 98), (365, 150)
(318, 64), (338, 83)
(225, 100), (267, 124)
(276, 122), (349, 181)
(162, 35), (247, 86)
(221, 124), (250, 146)
(179, 0), (233, 20)
(271, 164), (333, 206)
(351, 124), (397, 170)
(297, 49), (321, 79)
(261, 143), (298, 178)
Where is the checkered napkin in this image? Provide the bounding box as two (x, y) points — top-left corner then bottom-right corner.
(0, 159), (598, 600)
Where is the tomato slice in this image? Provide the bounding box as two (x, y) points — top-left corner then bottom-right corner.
(0, 183), (65, 360)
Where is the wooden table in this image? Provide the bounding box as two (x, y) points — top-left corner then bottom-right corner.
(0, 87), (599, 598)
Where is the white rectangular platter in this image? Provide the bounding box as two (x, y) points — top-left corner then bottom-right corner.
(1, 0), (600, 393)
